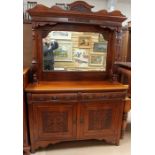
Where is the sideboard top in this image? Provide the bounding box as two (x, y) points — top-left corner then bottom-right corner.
(25, 81), (128, 93)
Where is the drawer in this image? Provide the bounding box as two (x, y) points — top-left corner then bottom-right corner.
(81, 92), (126, 101)
(30, 93), (78, 102)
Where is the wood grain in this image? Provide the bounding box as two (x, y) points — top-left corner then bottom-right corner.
(25, 81), (128, 93)
(25, 1), (128, 153)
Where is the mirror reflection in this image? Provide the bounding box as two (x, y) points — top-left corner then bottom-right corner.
(43, 31), (108, 71)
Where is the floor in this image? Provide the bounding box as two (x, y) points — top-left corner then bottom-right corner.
(31, 129), (130, 155)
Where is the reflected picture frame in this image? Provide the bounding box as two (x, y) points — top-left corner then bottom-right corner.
(89, 53), (105, 66)
(53, 40), (73, 61)
(79, 36), (92, 48)
(50, 31), (72, 40)
(93, 42), (107, 53)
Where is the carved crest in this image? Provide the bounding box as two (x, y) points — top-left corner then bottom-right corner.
(67, 1), (94, 13)
(27, 1), (127, 25)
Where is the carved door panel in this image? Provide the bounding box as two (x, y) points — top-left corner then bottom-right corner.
(79, 100), (123, 139)
(31, 102), (77, 141)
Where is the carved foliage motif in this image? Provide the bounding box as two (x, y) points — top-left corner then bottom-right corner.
(70, 5), (91, 13)
(82, 92), (126, 101)
(32, 22), (57, 29)
(42, 111), (68, 133)
(88, 109), (112, 130)
(27, 2), (126, 21)
(68, 1), (94, 13)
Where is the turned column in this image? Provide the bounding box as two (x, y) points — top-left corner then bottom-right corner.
(29, 28), (38, 83)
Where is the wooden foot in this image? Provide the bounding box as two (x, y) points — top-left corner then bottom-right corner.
(121, 112), (128, 138)
(24, 150), (30, 155)
(23, 146), (30, 155)
(104, 138), (119, 146)
(30, 148), (36, 154)
(115, 140), (120, 146)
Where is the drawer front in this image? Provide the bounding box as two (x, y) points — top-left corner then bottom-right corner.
(81, 92), (126, 101)
(28, 91), (126, 103)
(30, 93), (78, 102)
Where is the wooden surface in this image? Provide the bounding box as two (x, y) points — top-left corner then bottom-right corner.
(27, 1), (127, 82)
(23, 24), (32, 68)
(27, 2), (126, 24)
(23, 68), (30, 155)
(25, 81), (128, 93)
(27, 88), (127, 152)
(25, 80), (128, 152)
(32, 24), (114, 82)
(115, 62), (131, 97)
(25, 1), (128, 153)
(114, 63), (131, 138)
(115, 62), (131, 69)
(118, 21), (131, 62)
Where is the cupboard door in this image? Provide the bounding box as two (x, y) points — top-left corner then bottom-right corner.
(79, 100), (123, 139)
(29, 102), (77, 142)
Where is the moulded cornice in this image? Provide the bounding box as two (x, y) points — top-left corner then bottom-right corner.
(27, 1), (127, 24)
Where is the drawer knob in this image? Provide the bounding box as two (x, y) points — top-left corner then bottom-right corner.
(51, 96), (57, 100)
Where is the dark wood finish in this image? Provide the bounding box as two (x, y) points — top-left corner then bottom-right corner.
(127, 21), (131, 62)
(68, 1), (94, 12)
(114, 62), (131, 138)
(26, 1), (126, 82)
(23, 68), (30, 155)
(23, 24), (32, 68)
(24, 1), (128, 153)
(118, 21), (131, 62)
(115, 62), (131, 97)
(35, 24), (113, 81)
(28, 3), (126, 24)
(28, 101), (77, 151)
(79, 100), (124, 145)
(25, 81), (127, 151)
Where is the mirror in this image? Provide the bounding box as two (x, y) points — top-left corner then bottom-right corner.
(42, 31), (108, 71)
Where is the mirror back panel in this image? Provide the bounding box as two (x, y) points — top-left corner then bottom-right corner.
(27, 2), (127, 81)
(43, 31), (108, 72)
(36, 24), (114, 81)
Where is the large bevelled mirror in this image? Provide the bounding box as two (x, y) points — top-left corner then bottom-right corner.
(42, 31), (108, 71)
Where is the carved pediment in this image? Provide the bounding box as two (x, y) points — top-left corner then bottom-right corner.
(67, 1), (94, 13)
(27, 4), (65, 15)
(96, 10), (125, 17)
(27, 1), (127, 26)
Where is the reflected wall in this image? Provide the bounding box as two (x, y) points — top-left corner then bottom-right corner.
(43, 31), (108, 72)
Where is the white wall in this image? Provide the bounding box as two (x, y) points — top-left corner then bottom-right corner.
(24, 0), (130, 24)
(23, 0), (107, 11)
(116, 0), (131, 23)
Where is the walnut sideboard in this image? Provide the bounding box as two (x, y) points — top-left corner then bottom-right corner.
(25, 81), (128, 152)
(25, 2), (128, 153)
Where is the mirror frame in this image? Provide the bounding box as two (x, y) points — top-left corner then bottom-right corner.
(27, 1), (127, 81)
(36, 24), (114, 81)
(42, 31), (108, 72)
